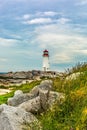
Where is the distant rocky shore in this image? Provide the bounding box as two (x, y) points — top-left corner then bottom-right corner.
(0, 70), (56, 86)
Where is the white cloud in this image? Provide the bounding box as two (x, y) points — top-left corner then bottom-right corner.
(0, 58), (7, 62)
(74, 50), (87, 55)
(35, 11), (58, 17)
(20, 11), (58, 21)
(80, 50), (87, 54)
(20, 11), (70, 26)
(36, 33), (87, 50)
(57, 18), (71, 24)
(15, 14), (31, 20)
(34, 24), (87, 64)
(76, 0), (87, 5)
(51, 53), (72, 64)
(23, 14), (31, 20)
(24, 18), (53, 24)
(0, 38), (19, 47)
(43, 11), (58, 16)
(22, 15), (70, 25)
(20, 11), (63, 21)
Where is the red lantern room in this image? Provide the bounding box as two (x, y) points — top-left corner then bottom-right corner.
(43, 49), (49, 57)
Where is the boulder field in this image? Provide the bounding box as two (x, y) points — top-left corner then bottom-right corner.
(0, 80), (64, 130)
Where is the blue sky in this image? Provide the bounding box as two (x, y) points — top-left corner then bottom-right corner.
(0, 0), (87, 72)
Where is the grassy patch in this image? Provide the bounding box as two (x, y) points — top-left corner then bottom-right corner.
(39, 64), (87, 130)
(0, 80), (41, 105)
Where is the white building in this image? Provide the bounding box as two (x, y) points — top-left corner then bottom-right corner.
(42, 49), (50, 71)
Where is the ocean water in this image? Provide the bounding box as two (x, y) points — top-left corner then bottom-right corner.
(0, 72), (7, 74)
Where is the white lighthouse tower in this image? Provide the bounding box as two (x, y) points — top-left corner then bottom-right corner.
(42, 49), (50, 71)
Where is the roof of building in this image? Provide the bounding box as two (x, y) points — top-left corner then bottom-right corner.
(43, 49), (48, 52)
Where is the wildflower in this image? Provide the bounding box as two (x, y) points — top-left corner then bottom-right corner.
(76, 126), (79, 130)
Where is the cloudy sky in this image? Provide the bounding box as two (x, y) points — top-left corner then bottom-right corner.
(0, 0), (87, 72)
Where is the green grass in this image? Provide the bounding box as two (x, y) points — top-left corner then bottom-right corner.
(1, 63), (87, 130)
(39, 63), (87, 130)
(0, 80), (41, 105)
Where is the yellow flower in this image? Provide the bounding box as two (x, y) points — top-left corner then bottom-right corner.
(82, 107), (87, 115)
(76, 126), (79, 130)
(76, 89), (85, 97)
(81, 107), (87, 123)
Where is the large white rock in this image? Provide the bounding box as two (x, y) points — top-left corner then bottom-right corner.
(39, 88), (49, 110)
(66, 72), (82, 80)
(7, 90), (33, 106)
(29, 80), (53, 97)
(29, 85), (39, 97)
(0, 104), (38, 130)
(19, 96), (41, 113)
(7, 80), (64, 116)
(14, 90), (23, 96)
(40, 80), (53, 86)
(40, 80), (53, 90)
(48, 91), (65, 107)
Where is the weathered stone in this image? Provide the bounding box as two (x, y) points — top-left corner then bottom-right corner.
(39, 88), (49, 110)
(8, 80), (64, 113)
(14, 90), (23, 96)
(40, 80), (53, 86)
(0, 79), (66, 130)
(66, 72), (83, 80)
(0, 104), (38, 130)
(19, 96), (41, 113)
(29, 85), (39, 97)
(48, 91), (65, 107)
(39, 80), (53, 90)
(7, 91), (33, 106)
(29, 80), (53, 97)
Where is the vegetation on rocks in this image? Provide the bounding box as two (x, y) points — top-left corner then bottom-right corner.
(0, 63), (87, 130)
(39, 63), (87, 130)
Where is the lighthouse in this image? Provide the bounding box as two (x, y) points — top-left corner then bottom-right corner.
(42, 49), (50, 71)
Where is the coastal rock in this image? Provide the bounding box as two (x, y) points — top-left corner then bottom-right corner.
(19, 96), (41, 113)
(8, 80), (64, 112)
(48, 91), (65, 107)
(66, 72), (83, 80)
(40, 80), (53, 86)
(7, 90), (33, 106)
(39, 80), (53, 90)
(13, 71), (32, 79)
(14, 90), (23, 96)
(29, 85), (39, 97)
(0, 80), (65, 130)
(0, 104), (38, 130)
(39, 88), (49, 110)
(29, 80), (53, 97)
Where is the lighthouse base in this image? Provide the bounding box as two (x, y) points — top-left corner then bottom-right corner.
(43, 67), (49, 72)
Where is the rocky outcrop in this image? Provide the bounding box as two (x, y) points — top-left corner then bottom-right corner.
(65, 72), (83, 80)
(0, 70), (56, 86)
(29, 80), (53, 97)
(0, 104), (38, 130)
(19, 96), (41, 113)
(39, 88), (49, 111)
(7, 90), (34, 106)
(7, 80), (54, 113)
(8, 80), (64, 114)
(0, 80), (64, 130)
(48, 91), (65, 107)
